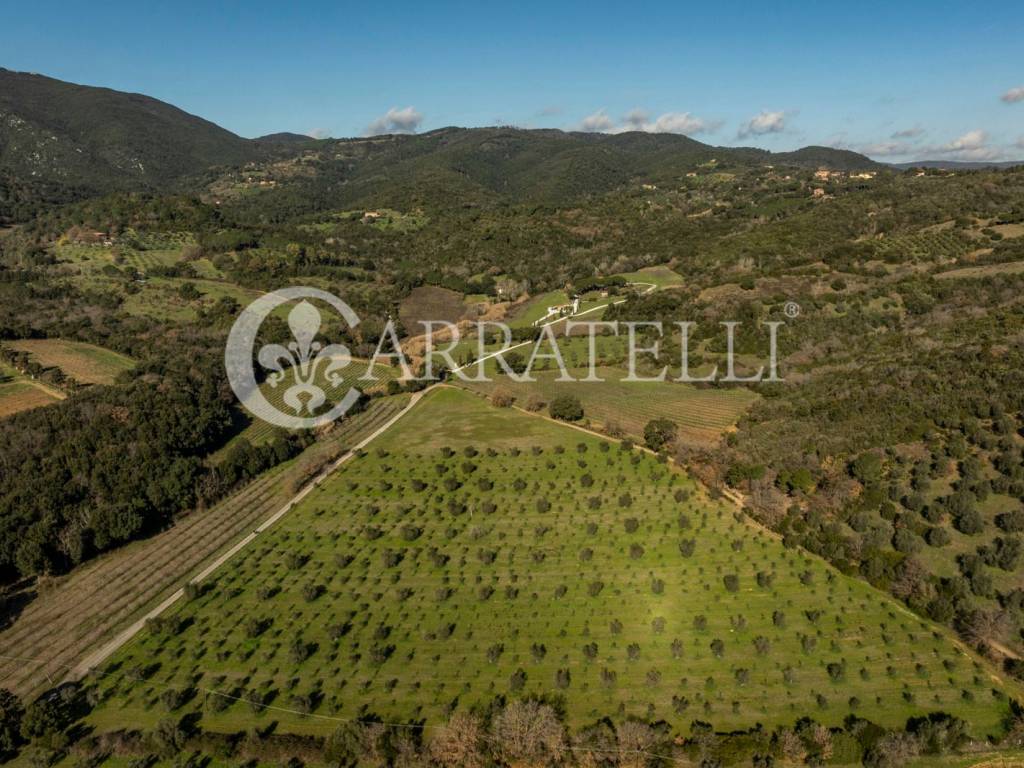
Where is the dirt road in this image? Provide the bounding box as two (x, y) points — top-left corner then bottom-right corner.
(70, 388), (428, 680)
(0, 394), (423, 696)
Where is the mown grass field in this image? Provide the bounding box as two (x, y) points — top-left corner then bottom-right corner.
(464, 366), (758, 446)
(508, 289), (571, 327)
(6, 339), (134, 385)
(614, 264), (686, 288)
(85, 388), (1016, 739)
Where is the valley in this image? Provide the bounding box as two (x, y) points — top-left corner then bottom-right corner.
(0, 58), (1023, 767)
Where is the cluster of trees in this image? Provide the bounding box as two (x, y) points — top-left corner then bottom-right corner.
(0, 684), (84, 762)
(0, 360), (231, 579)
(0, 349), (317, 581)
(0, 343), (81, 392)
(549, 394), (584, 422)
(8, 679), (1001, 768)
(709, 269), (1024, 657)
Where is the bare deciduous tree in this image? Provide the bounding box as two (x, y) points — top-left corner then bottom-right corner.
(615, 720), (660, 768)
(491, 387), (515, 408)
(776, 728), (804, 763)
(429, 712), (487, 768)
(960, 608), (1010, 648)
(571, 721), (616, 768)
(810, 724), (833, 761)
(491, 700), (567, 767)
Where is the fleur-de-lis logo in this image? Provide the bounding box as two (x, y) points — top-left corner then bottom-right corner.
(225, 287), (362, 429)
(257, 301), (351, 415)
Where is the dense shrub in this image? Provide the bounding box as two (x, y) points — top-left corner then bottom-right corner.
(549, 395), (584, 422)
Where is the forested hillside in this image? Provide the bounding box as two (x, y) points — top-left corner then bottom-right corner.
(0, 68), (881, 223)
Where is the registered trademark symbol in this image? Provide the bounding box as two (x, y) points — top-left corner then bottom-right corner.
(783, 301), (801, 319)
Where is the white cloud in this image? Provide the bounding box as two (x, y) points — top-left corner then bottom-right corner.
(645, 112), (718, 135)
(580, 109), (615, 132)
(365, 106), (423, 136)
(936, 129), (1000, 160)
(1001, 86), (1024, 104)
(944, 129), (988, 150)
(859, 141), (916, 157)
(621, 108), (650, 130)
(856, 129), (1021, 162)
(579, 108), (718, 136)
(891, 127), (925, 139)
(737, 110), (787, 139)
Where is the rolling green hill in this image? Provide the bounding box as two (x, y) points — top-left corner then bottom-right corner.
(0, 68), (255, 184)
(0, 68), (260, 219)
(0, 68), (883, 222)
(85, 388), (1017, 741)
(218, 127), (884, 215)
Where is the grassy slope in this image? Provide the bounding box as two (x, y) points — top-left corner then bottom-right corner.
(86, 388), (1017, 738)
(222, 359), (403, 450)
(6, 338), (134, 385)
(507, 289), (571, 328)
(463, 366), (758, 447)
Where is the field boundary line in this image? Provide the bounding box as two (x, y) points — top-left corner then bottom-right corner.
(68, 387), (432, 681)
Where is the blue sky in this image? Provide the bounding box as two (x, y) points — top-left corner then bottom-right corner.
(3, 0), (1023, 161)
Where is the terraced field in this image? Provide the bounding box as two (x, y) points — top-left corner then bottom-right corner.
(935, 260), (1024, 280)
(84, 388), (1017, 738)
(130, 277), (264, 318)
(464, 366), (758, 446)
(0, 395), (410, 698)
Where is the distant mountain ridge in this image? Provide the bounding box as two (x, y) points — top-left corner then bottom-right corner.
(0, 67), (883, 220)
(888, 160), (1024, 170)
(255, 132), (320, 144)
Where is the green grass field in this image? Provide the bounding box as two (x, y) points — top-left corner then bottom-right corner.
(85, 388), (1016, 740)
(614, 265), (685, 288)
(506, 268), (676, 330)
(507, 289), (571, 327)
(464, 366), (759, 446)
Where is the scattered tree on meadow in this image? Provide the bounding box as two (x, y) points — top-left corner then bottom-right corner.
(643, 418), (676, 452)
(549, 394), (584, 422)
